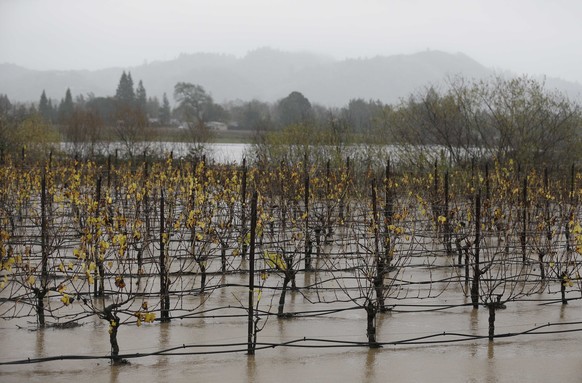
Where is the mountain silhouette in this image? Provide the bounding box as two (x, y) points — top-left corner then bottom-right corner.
(1, 48), (580, 106)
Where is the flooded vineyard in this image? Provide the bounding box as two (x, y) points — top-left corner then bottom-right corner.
(1, 155), (582, 382)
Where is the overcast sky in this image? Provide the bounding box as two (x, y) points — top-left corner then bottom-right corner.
(1, 0), (581, 83)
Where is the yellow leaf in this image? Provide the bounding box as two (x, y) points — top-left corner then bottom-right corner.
(264, 251), (286, 271)
(144, 312), (156, 323)
(26, 275), (36, 286)
(99, 241), (110, 251)
(86, 270), (94, 285)
(61, 294), (71, 306)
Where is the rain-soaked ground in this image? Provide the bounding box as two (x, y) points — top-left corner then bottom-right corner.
(2, 273), (582, 383)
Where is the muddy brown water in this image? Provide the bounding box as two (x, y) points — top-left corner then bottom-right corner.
(2, 274), (582, 383)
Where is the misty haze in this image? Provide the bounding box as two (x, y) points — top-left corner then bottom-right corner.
(2, 1), (582, 383)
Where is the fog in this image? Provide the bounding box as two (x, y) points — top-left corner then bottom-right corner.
(1, 0), (582, 83)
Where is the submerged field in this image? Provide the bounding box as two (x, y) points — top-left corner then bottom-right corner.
(1, 155), (582, 382)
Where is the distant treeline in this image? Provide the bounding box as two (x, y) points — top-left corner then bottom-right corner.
(0, 73), (580, 168)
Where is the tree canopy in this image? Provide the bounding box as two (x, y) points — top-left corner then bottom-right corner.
(115, 71), (135, 106)
(173, 82), (213, 124)
(276, 91), (313, 128)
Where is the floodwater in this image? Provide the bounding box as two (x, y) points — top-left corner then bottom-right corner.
(60, 142), (251, 163)
(2, 273), (582, 383)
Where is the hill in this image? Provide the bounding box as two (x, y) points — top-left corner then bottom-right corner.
(1, 48), (580, 106)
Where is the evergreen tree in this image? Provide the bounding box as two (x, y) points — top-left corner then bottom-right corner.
(39, 90), (51, 122)
(146, 96), (160, 119)
(159, 93), (171, 125)
(47, 99), (56, 122)
(0, 94), (11, 114)
(58, 88), (74, 124)
(115, 71), (135, 106)
(136, 80), (147, 113)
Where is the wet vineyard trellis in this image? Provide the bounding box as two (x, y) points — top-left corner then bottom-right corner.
(1, 153), (582, 364)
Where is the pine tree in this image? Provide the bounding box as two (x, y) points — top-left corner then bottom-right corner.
(39, 90), (51, 122)
(146, 96), (160, 119)
(159, 93), (171, 125)
(47, 99), (56, 122)
(115, 71), (135, 106)
(58, 88), (74, 124)
(136, 80), (147, 113)
(0, 94), (11, 116)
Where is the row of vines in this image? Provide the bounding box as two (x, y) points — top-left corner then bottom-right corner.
(1, 153), (582, 363)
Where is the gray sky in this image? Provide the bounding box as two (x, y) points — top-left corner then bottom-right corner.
(1, 0), (581, 83)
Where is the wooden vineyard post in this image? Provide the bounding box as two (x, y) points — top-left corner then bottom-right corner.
(93, 176), (104, 296)
(470, 157), (475, 192)
(325, 159), (332, 240)
(485, 162), (490, 203)
(444, 171), (452, 255)
(464, 244), (470, 287)
(339, 157), (349, 222)
(137, 160), (150, 274)
(304, 156), (312, 271)
(566, 164), (575, 252)
(38, 172), (48, 326)
(371, 179), (385, 311)
(571, 163), (576, 204)
(483, 163), (490, 232)
(539, 168), (550, 279)
(384, 160), (393, 266)
(544, 168), (551, 243)
(471, 191), (481, 309)
(159, 189), (170, 322)
(521, 177), (528, 263)
(432, 159), (439, 224)
(241, 158), (248, 259)
(247, 191), (258, 355)
(107, 154), (112, 190)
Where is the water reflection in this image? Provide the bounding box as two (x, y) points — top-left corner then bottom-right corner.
(364, 349), (377, 383)
(246, 355), (256, 383)
(109, 364), (120, 383)
(560, 304), (566, 320)
(487, 341), (495, 359)
(157, 322), (171, 367)
(3, 282), (582, 383)
(35, 328), (45, 358)
(486, 342), (496, 383)
(469, 308), (479, 358)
